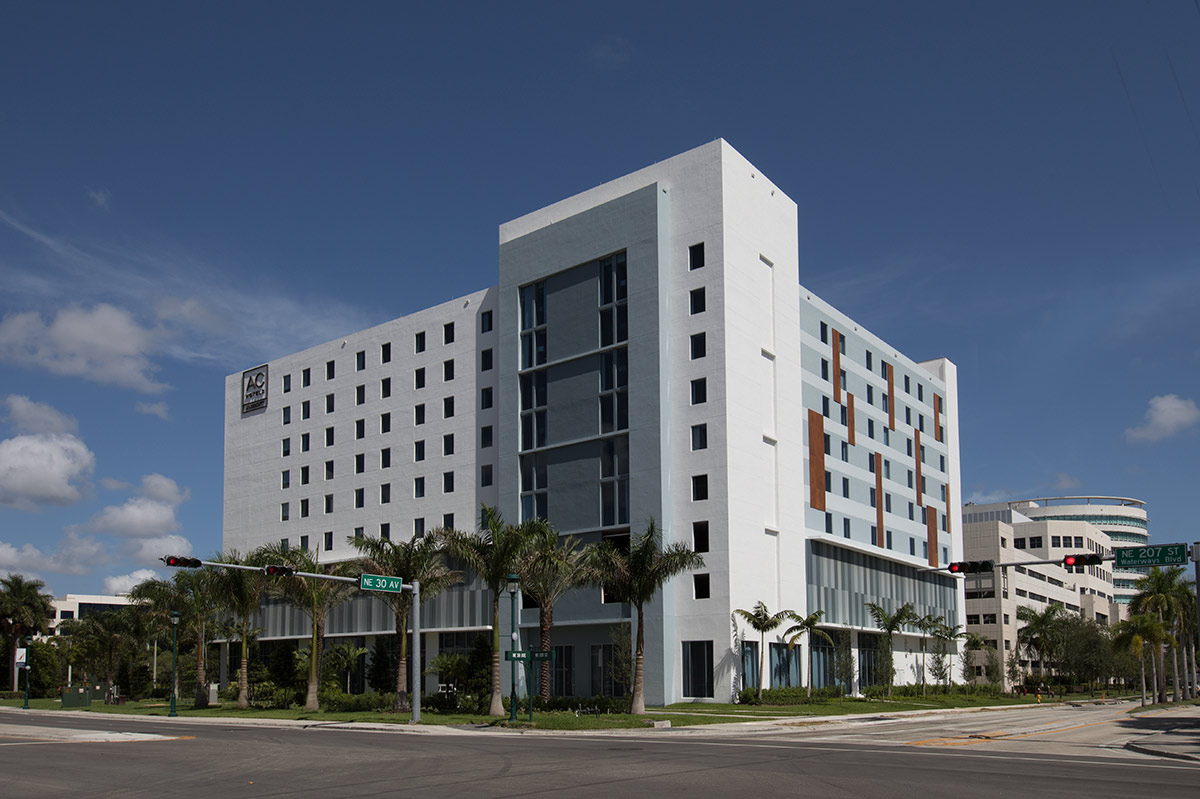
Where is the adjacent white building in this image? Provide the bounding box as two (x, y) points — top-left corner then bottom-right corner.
(223, 140), (963, 702)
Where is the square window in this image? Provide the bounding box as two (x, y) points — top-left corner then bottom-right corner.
(355, 419), (365, 439)
(691, 474), (709, 501)
(443, 471), (454, 493)
(324, 531), (333, 551)
(443, 396), (454, 418)
(481, 348), (493, 371)
(443, 359), (454, 381)
(481, 310), (493, 333)
(415, 440), (425, 461)
(693, 573), (711, 599)
(355, 453), (365, 473)
(380, 447), (391, 468)
(481, 386), (493, 410)
(414, 331), (425, 353)
(381, 377), (391, 399)
(355, 385), (365, 405)
(356, 350), (365, 371)
(354, 488), (364, 508)
(354, 526), (364, 540)
(282, 374), (291, 393)
(380, 412), (391, 434)
(302, 367), (311, 387)
(443, 322), (455, 344)
(481, 463), (493, 487)
(690, 332), (706, 359)
(443, 433), (454, 455)
(691, 423), (708, 450)
(325, 393), (335, 413)
(325, 460), (334, 480)
(690, 287), (706, 315)
(380, 483), (391, 504)
(690, 378), (707, 405)
(693, 521), (710, 553)
(414, 476), (425, 498)
(326, 360), (335, 380)
(688, 242), (705, 270)
(415, 367), (426, 389)
(380, 523), (390, 540)
(381, 342), (391, 364)
(415, 404), (425, 425)
(324, 427), (334, 447)
(481, 426), (493, 448)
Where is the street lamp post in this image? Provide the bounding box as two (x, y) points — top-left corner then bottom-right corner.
(507, 573), (520, 723)
(169, 611), (180, 718)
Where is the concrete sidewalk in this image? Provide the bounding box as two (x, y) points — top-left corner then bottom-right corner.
(1122, 704), (1200, 762)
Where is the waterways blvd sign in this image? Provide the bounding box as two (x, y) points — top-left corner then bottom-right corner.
(504, 649), (555, 662)
(1114, 544), (1188, 569)
(359, 573), (406, 593)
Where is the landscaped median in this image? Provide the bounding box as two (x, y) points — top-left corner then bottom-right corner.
(0, 691), (1136, 731)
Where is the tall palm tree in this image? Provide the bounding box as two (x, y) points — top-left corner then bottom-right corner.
(0, 574), (55, 691)
(350, 531), (461, 711)
(588, 519), (704, 714)
(1132, 566), (1186, 703)
(1114, 613), (1167, 707)
(129, 569), (220, 707)
(257, 543), (357, 711)
(210, 550), (267, 709)
(733, 601), (792, 696)
(865, 601), (915, 697)
(1015, 603), (1064, 683)
(783, 610), (832, 699)
(517, 519), (595, 700)
(442, 505), (533, 716)
(1172, 580), (1197, 700)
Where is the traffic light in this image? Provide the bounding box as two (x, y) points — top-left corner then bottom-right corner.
(1063, 553), (1103, 567)
(263, 564), (295, 577)
(948, 560), (994, 574)
(163, 555), (202, 568)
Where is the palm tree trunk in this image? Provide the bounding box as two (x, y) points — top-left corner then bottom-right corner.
(394, 608), (410, 712)
(807, 642), (813, 700)
(488, 595), (504, 716)
(238, 632), (250, 710)
(1171, 635), (1181, 702)
(305, 614), (321, 712)
(632, 603), (646, 715)
(194, 629), (209, 708)
(539, 605), (553, 701)
(1139, 652), (1146, 706)
(758, 632), (766, 696)
(1151, 650), (1159, 705)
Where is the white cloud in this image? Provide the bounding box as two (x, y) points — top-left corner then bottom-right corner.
(3, 395), (78, 434)
(1052, 473), (1081, 491)
(0, 304), (169, 394)
(135, 401), (169, 420)
(139, 473), (189, 506)
(85, 187), (112, 210)
(125, 534), (191, 566)
(0, 530), (106, 576)
(103, 568), (159, 595)
(1125, 394), (1200, 443)
(0, 433), (95, 509)
(86, 473), (189, 537)
(965, 489), (1014, 505)
(100, 477), (131, 491)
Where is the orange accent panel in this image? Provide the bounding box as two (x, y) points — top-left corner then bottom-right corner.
(831, 329), (842, 404)
(808, 410), (826, 512)
(875, 452), (884, 547)
(914, 428), (923, 507)
(934, 394), (942, 443)
(927, 506), (939, 568)
(847, 393), (856, 445)
(886, 363), (895, 430)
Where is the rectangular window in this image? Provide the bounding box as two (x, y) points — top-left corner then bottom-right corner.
(691, 424), (707, 450)
(324, 531), (333, 551)
(415, 331), (425, 353)
(682, 640), (714, 697)
(300, 498), (309, 517)
(415, 404), (425, 425)
(381, 377), (391, 399)
(690, 378), (707, 405)
(283, 374), (291, 393)
(355, 384), (365, 405)
(325, 393), (335, 413)
(443, 396), (454, 418)
(380, 447), (391, 468)
(481, 425), (493, 448)
(280, 502), (289, 521)
(693, 573), (711, 599)
(691, 474), (709, 501)
(443, 322), (454, 344)
(380, 483), (391, 504)
(354, 526), (364, 540)
(690, 288), (706, 314)
(842, 477), (850, 498)
(325, 460), (334, 480)
(381, 342), (391, 364)
(324, 427), (334, 447)
(282, 406), (291, 425)
(843, 518), (851, 538)
(355, 419), (365, 439)
(820, 321), (828, 343)
(299, 534), (309, 550)
(324, 494), (333, 513)
(282, 438), (291, 457)
(301, 400), (310, 420)
(415, 368), (426, 389)
(355, 350), (365, 371)
(443, 471), (454, 493)
(690, 332), (706, 359)
(281, 470), (290, 489)
(481, 348), (493, 371)
(865, 351), (873, 370)
(481, 463), (493, 487)
(414, 440), (425, 461)
(414, 518), (425, 536)
(822, 396), (830, 418)
(355, 453), (365, 474)
(481, 386), (493, 409)
(824, 512), (833, 534)
(841, 441), (848, 462)
(904, 375), (911, 393)
(868, 419), (875, 439)
(918, 384), (924, 402)
(443, 359), (454, 381)
(301, 465), (310, 485)
(302, 367), (311, 387)
(302, 433), (310, 452)
(380, 412), (391, 434)
(380, 523), (390, 541)
(1029, 536), (1044, 549)
(326, 360), (335, 380)
(481, 310), (493, 333)
(354, 488), (364, 508)
(821, 359), (829, 381)
(443, 433), (454, 455)
(688, 242), (705, 270)
(414, 476), (425, 498)
(442, 512), (454, 529)
(693, 521), (710, 553)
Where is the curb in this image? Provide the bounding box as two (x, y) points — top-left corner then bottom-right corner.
(1124, 740), (1200, 762)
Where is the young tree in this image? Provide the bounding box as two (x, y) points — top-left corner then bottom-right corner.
(588, 519), (704, 714)
(831, 629), (856, 697)
(1005, 647), (1023, 692)
(1015, 603), (1064, 683)
(324, 641), (369, 693)
(442, 506), (535, 716)
(350, 531), (461, 710)
(865, 601), (915, 697)
(0, 574), (56, 691)
(130, 569), (220, 707)
(961, 631), (989, 692)
(518, 519), (595, 700)
(733, 602), (792, 697)
(913, 613), (941, 696)
(1113, 613), (1167, 707)
(783, 610), (833, 699)
(210, 550), (267, 709)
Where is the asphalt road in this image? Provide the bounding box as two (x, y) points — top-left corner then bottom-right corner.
(1, 705), (1197, 798)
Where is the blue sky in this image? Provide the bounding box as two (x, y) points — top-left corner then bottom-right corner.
(2, 2), (1198, 596)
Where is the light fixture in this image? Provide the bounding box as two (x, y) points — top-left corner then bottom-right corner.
(506, 573), (520, 595)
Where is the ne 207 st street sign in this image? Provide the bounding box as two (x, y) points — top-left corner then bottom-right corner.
(1114, 544), (1188, 569)
(359, 573), (406, 593)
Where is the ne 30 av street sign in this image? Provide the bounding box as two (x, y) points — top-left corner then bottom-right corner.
(359, 574), (406, 593)
(1114, 544), (1188, 569)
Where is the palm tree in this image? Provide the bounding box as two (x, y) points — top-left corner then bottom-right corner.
(517, 519), (595, 700)
(1015, 603), (1065, 684)
(129, 569), (220, 707)
(257, 543), (356, 711)
(783, 610), (832, 699)
(1114, 613), (1167, 706)
(931, 621), (962, 690)
(961, 631), (990, 693)
(442, 505), (533, 716)
(325, 641), (369, 693)
(734, 602), (792, 697)
(57, 608), (137, 699)
(0, 574), (55, 691)
(1173, 580), (1197, 700)
(1132, 567), (1186, 703)
(913, 613), (941, 696)
(210, 550), (267, 709)
(588, 519), (704, 714)
(349, 531), (461, 711)
(865, 601), (916, 697)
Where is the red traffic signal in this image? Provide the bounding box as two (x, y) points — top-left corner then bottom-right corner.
(948, 560), (994, 574)
(163, 555), (202, 568)
(263, 565), (295, 577)
(1063, 553), (1103, 567)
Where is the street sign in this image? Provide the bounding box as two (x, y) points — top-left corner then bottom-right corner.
(15, 648), (27, 668)
(529, 650), (555, 662)
(359, 573), (406, 593)
(505, 650), (530, 662)
(1114, 544), (1188, 569)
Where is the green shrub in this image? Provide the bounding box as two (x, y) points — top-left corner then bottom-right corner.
(317, 687), (395, 712)
(758, 686), (808, 705)
(737, 687), (761, 705)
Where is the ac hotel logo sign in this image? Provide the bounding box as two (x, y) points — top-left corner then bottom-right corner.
(242, 365), (269, 414)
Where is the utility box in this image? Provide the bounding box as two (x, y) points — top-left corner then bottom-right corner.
(61, 686), (92, 708)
